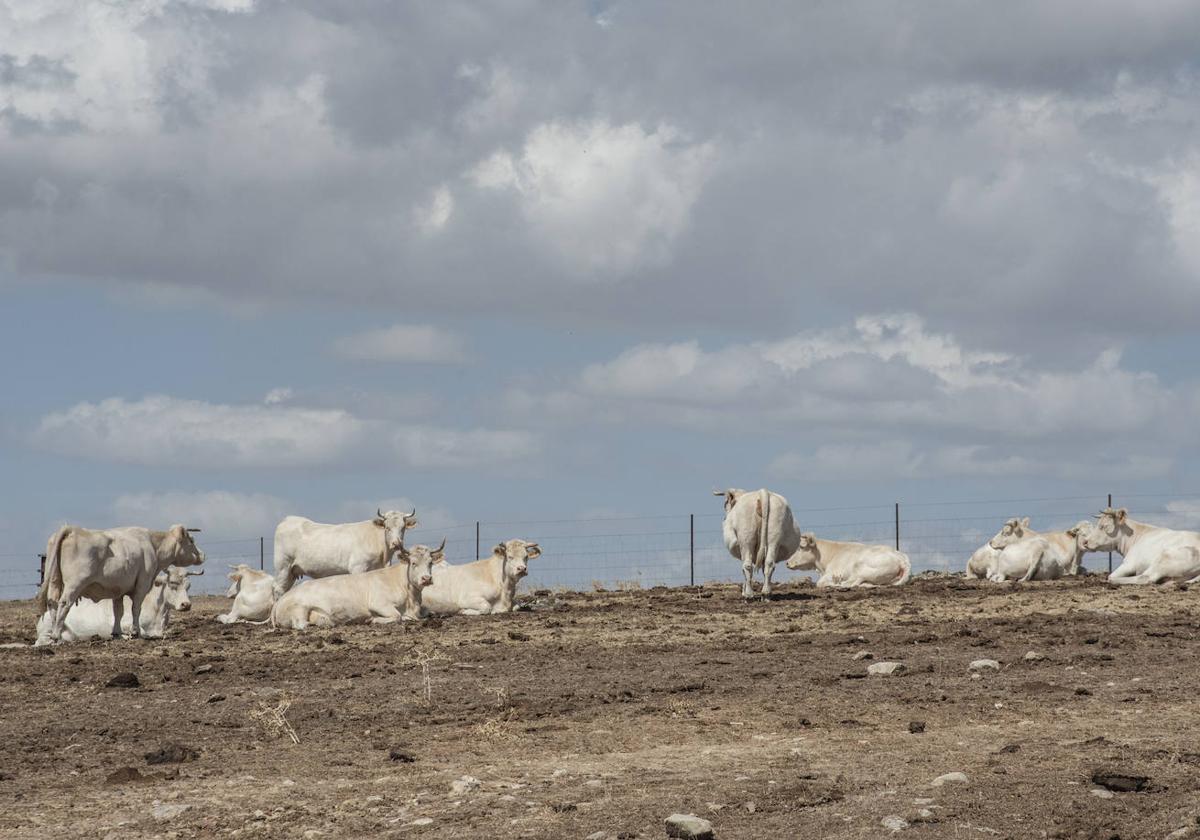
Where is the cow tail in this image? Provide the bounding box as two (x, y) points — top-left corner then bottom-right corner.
(35, 527), (69, 612)
(756, 489), (771, 571)
(268, 599), (279, 630)
(894, 552), (912, 586)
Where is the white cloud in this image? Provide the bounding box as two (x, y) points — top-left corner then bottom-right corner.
(263, 387), (293, 405)
(471, 119), (717, 275)
(113, 489), (287, 537)
(414, 185), (454, 236)
(34, 395), (538, 471)
(332, 324), (469, 364)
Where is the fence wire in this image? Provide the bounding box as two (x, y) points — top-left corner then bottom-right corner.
(4, 493), (1198, 599)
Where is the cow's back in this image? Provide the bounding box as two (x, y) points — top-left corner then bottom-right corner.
(422, 560), (496, 614)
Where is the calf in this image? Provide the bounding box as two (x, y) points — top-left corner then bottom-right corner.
(1081, 507), (1200, 585)
(785, 534), (910, 587)
(218, 564), (275, 624)
(270, 539), (442, 630)
(34, 567), (201, 645)
(421, 539), (541, 615)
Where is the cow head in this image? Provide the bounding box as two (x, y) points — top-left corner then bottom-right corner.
(785, 532), (819, 570)
(988, 517), (1031, 550)
(160, 525), (206, 567)
(1064, 520), (1091, 550)
(164, 566), (204, 612)
(374, 508), (419, 553)
(396, 537), (442, 589)
(1080, 508), (1129, 552)
(494, 539), (541, 580)
(713, 489), (744, 514)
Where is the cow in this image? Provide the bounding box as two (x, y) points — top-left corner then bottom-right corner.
(1080, 507), (1200, 585)
(272, 508), (418, 597)
(785, 533), (911, 587)
(987, 517), (1089, 578)
(714, 488), (802, 598)
(270, 538), (442, 630)
(217, 564), (275, 624)
(35, 524), (205, 643)
(966, 543), (1001, 579)
(33, 567), (202, 645)
(421, 539), (541, 615)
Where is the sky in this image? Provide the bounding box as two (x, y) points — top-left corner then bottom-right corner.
(3, 1), (1200, 594)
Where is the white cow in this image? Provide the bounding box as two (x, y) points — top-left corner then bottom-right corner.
(36, 524), (205, 642)
(270, 538), (442, 629)
(785, 533), (911, 587)
(272, 508), (419, 597)
(965, 544), (1001, 579)
(422, 539), (541, 615)
(714, 488), (802, 598)
(34, 567), (202, 645)
(986, 517), (1089, 580)
(218, 564), (275, 624)
(1081, 508), (1200, 585)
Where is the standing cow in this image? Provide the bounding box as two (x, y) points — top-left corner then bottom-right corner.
(714, 488), (802, 598)
(272, 508), (418, 597)
(785, 533), (910, 587)
(34, 566), (202, 644)
(35, 524), (205, 643)
(1081, 508), (1200, 585)
(422, 539), (541, 615)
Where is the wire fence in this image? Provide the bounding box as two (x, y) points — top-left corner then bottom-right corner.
(4, 491), (1198, 599)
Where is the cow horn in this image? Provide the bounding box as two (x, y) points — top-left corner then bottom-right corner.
(186, 528), (202, 533)
(408, 508), (417, 518)
(186, 569), (205, 576)
(436, 537), (446, 552)
(712, 489), (724, 496)
(377, 508), (384, 519)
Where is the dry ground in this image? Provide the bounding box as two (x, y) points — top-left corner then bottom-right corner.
(2, 576), (1200, 839)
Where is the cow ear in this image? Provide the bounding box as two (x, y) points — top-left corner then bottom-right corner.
(1020, 517), (1030, 528)
(373, 516), (386, 526)
(493, 543), (507, 557)
(1115, 508), (1127, 523)
(525, 543), (541, 559)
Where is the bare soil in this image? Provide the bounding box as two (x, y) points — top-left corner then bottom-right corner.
(2, 576), (1200, 839)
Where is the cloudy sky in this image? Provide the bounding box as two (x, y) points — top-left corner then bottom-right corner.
(3, 1), (1200, 589)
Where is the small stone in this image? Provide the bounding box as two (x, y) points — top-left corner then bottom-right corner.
(1091, 769), (1149, 792)
(151, 803), (192, 822)
(916, 809), (935, 819)
(969, 659), (1000, 671)
(868, 661), (906, 676)
(388, 748), (415, 763)
(106, 767), (147, 785)
(449, 775), (480, 796)
(912, 798), (934, 805)
(584, 779), (604, 788)
(145, 743), (199, 765)
(1166, 827), (1195, 839)
(664, 813), (714, 839)
(106, 672), (139, 689)
(587, 833), (609, 840)
(908, 721), (925, 734)
(930, 772), (969, 787)
(852, 650), (874, 661)
(303, 831), (323, 839)
(1075, 687), (1092, 696)
(1023, 651), (1046, 662)
(207, 694), (225, 703)
(410, 817), (433, 826)
(194, 663), (213, 674)
(1089, 788), (1114, 799)
(744, 800), (755, 813)
(881, 815), (909, 831)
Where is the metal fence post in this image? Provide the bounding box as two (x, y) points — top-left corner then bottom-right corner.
(1107, 493), (1113, 574)
(894, 502), (900, 551)
(260, 536), (265, 571)
(689, 514), (695, 587)
(38, 553), (46, 586)
(475, 521), (480, 561)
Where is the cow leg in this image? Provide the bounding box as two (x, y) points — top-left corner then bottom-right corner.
(51, 580), (88, 642)
(308, 609), (334, 628)
(761, 544), (778, 597)
(741, 559), (755, 598)
(370, 610), (401, 624)
(1020, 554), (1042, 583)
(273, 559), (295, 599)
(110, 598), (125, 639)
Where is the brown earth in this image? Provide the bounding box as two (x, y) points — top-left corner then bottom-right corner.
(2, 575), (1200, 839)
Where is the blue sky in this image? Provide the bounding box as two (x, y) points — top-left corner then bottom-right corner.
(3, 1), (1200, 594)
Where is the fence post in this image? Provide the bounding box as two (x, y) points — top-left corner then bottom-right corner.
(260, 536), (265, 571)
(475, 521), (480, 561)
(1107, 493), (1113, 574)
(689, 514), (695, 587)
(38, 553), (46, 586)
(894, 502), (900, 551)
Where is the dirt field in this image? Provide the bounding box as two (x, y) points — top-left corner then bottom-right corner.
(2, 576), (1200, 839)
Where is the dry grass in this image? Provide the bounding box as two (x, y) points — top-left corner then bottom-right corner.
(248, 695), (300, 744)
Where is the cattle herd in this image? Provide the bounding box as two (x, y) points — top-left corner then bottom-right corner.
(22, 489), (1200, 646)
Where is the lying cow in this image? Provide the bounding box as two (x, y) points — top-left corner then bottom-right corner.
(965, 543), (1001, 579)
(270, 538), (442, 629)
(36, 524), (205, 642)
(272, 508), (418, 597)
(714, 488), (802, 598)
(422, 539), (541, 615)
(986, 518), (1089, 580)
(785, 533), (911, 587)
(217, 564), (275, 624)
(34, 567), (202, 645)
(1081, 507), (1200, 585)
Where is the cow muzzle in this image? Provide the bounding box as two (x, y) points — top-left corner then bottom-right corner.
(419, 575), (433, 587)
(177, 601), (192, 612)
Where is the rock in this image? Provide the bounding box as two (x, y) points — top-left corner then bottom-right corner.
(586, 833), (609, 840)
(969, 659), (1000, 671)
(0, 642), (28, 649)
(1089, 788), (1114, 799)
(881, 815), (909, 832)
(106, 672), (139, 689)
(744, 801), (755, 813)
(151, 802), (192, 822)
(1023, 651), (1046, 662)
(1075, 687), (1092, 696)
(207, 694), (225, 703)
(145, 743), (199, 765)
(1166, 827), (1195, 839)
(867, 661), (906, 676)
(194, 663), (213, 674)
(664, 813), (714, 839)
(449, 775), (480, 796)
(930, 772), (969, 787)
(507, 631), (530, 642)
(410, 817), (433, 826)
(852, 650), (874, 661)
(908, 721), (925, 734)
(388, 748), (415, 763)
(106, 767), (148, 785)
(1091, 769), (1149, 792)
